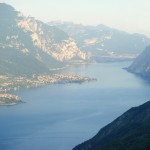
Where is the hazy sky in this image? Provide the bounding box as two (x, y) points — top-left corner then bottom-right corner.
(1, 0), (150, 36)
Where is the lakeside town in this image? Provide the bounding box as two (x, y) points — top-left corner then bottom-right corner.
(0, 74), (96, 105)
(0, 93), (21, 105)
(0, 74), (96, 92)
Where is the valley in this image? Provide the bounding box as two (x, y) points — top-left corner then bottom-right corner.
(49, 21), (150, 62)
(0, 2), (150, 150)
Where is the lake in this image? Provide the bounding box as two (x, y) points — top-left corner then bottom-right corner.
(0, 62), (150, 150)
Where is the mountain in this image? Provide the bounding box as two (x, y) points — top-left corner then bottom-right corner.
(48, 21), (150, 62)
(127, 45), (150, 79)
(73, 101), (150, 150)
(0, 3), (87, 76)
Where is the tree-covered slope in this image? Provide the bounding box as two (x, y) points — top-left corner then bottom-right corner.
(73, 101), (150, 150)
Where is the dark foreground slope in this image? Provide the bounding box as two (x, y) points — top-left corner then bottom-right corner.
(127, 46), (150, 79)
(73, 101), (150, 150)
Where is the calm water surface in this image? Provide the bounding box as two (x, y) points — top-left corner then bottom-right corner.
(0, 62), (150, 150)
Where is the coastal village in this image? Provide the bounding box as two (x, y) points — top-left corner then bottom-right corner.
(0, 93), (21, 105)
(0, 74), (96, 92)
(0, 74), (96, 105)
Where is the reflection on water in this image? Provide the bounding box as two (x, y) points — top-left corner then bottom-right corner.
(0, 62), (150, 150)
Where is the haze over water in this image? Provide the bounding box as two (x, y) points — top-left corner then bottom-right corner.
(0, 62), (150, 150)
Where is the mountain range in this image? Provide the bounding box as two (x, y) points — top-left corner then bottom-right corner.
(127, 45), (150, 79)
(0, 3), (87, 76)
(1, 3), (150, 77)
(49, 21), (150, 62)
(1, 3), (150, 150)
(73, 101), (150, 150)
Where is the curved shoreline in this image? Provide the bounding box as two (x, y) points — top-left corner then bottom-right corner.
(0, 74), (97, 92)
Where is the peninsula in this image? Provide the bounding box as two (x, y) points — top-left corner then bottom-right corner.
(0, 74), (96, 106)
(0, 94), (21, 106)
(0, 74), (97, 92)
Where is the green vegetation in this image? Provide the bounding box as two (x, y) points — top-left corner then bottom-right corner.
(73, 101), (150, 150)
(0, 48), (49, 77)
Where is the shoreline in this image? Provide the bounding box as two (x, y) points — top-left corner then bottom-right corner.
(0, 74), (97, 106)
(0, 93), (21, 106)
(0, 73), (97, 93)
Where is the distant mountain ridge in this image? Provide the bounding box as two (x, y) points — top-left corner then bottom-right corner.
(1, 3), (150, 77)
(73, 101), (150, 150)
(48, 21), (150, 62)
(127, 45), (150, 79)
(0, 3), (87, 76)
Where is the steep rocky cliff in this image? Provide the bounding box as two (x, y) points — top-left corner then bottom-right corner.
(49, 21), (150, 62)
(0, 3), (87, 76)
(127, 45), (150, 79)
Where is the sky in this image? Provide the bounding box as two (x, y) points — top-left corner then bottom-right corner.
(0, 0), (150, 36)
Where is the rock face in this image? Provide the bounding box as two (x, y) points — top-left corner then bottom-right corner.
(0, 3), (87, 76)
(127, 45), (150, 79)
(73, 101), (150, 150)
(48, 21), (150, 62)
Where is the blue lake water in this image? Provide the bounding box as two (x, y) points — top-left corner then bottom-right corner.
(0, 62), (150, 150)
